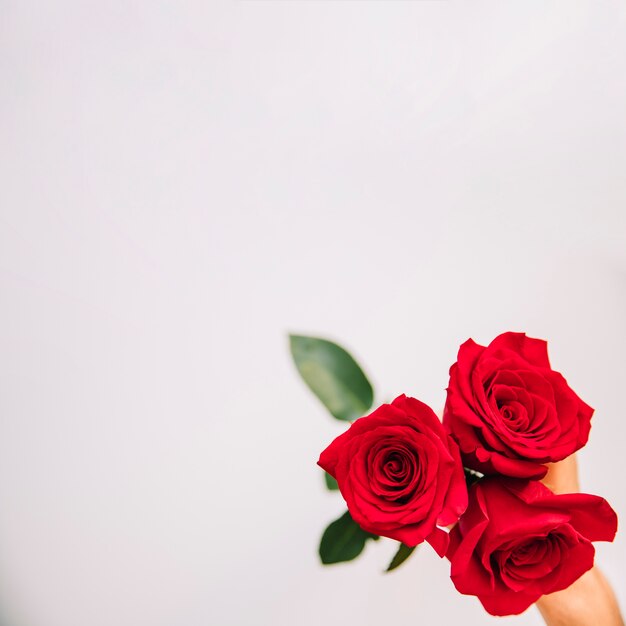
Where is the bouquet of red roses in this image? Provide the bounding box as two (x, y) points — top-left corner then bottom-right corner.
(290, 332), (618, 617)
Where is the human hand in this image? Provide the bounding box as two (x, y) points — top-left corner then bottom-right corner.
(536, 456), (623, 626)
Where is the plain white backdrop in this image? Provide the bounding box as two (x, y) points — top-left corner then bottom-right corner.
(1, 2), (625, 625)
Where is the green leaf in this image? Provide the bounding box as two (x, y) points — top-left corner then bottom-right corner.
(289, 335), (374, 421)
(324, 471), (339, 490)
(319, 511), (379, 564)
(386, 543), (416, 572)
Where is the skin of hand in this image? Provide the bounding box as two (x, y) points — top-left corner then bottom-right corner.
(535, 456), (624, 626)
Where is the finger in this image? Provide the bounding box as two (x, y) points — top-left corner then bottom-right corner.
(541, 455), (579, 495)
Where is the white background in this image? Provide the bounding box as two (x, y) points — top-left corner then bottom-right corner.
(1, 2), (625, 625)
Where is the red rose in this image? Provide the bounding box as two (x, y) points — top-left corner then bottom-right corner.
(318, 394), (467, 556)
(447, 478), (617, 616)
(443, 332), (593, 479)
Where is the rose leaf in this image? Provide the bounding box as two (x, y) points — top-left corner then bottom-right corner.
(386, 543), (417, 572)
(289, 334), (374, 421)
(319, 510), (379, 564)
(324, 471), (339, 491)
